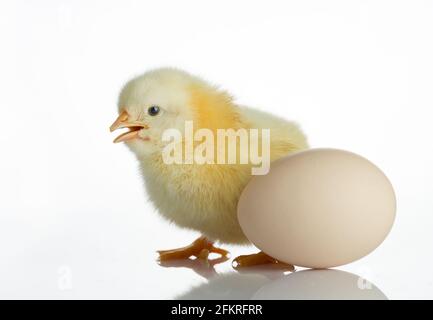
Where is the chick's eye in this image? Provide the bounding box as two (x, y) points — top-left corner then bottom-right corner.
(148, 105), (160, 116)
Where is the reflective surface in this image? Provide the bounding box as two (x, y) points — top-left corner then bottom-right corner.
(173, 265), (387, 300)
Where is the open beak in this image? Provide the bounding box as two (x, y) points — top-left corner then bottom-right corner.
(110, 110), (149, 143)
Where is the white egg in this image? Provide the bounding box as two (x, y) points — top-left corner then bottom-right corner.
(238, 148), (396, 268)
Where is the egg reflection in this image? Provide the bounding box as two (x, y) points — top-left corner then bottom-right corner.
(176, 268), (387, 300)
(253, 269), (387, 300)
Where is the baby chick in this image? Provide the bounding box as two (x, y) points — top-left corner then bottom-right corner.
(110, 68), (308, 267)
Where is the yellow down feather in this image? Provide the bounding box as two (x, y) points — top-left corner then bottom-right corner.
(119, 68), (308, 244)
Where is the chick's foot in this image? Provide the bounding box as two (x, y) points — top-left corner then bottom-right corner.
(158, 255), (229, 279)
(232, 251), (294, 271)
(157, 236), (229, 261)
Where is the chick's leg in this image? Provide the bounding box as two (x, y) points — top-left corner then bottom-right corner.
(232, 251), (294, 270)
(157, 236), (229, 261)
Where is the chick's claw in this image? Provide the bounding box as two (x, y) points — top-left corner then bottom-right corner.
(157, 236), (230, 262)
(232, 251), (294, 271)
(158, 253), (229, 279)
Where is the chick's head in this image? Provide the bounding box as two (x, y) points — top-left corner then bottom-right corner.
(110, 68), (194, 157)
(110, 68), (240, 159)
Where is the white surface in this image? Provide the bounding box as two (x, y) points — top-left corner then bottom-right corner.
(1, 0), (432, 299)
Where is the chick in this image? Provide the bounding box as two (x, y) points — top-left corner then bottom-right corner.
(110, 68), (308, 267)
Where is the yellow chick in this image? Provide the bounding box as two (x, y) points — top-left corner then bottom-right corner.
(110, 68), (308, 267)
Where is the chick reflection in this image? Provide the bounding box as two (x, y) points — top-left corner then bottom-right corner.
(158, 255), (230, 279)
(176, 268), (387, 300)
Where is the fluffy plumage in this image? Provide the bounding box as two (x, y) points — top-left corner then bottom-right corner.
(116, 68), (308, 244)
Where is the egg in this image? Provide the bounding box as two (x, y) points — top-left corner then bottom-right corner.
(237, 148), (396, 268)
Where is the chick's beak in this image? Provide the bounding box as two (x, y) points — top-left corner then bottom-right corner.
(110, 110), (149, 143)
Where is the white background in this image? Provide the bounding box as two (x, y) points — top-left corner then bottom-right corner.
(1, 0), (432, 299)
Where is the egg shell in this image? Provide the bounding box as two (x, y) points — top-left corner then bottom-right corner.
(238, 148), (396, 268)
